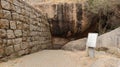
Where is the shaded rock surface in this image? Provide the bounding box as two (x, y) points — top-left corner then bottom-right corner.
(33, 2), (99, 38)
(38, 3), (83, 38)
(24, 0), (120, 49)
(29, 0), (120, 39)
(33, 2), (98, 48)
(62, 38), (87, 51)
(52, 37), (69, 49)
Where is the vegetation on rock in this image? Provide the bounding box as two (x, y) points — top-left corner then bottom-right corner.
(86, 0), (120, 34)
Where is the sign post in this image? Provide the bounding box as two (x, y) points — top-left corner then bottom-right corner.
(86, 33), (98, 58)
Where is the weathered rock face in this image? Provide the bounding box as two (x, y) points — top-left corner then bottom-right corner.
(32, 2), (106, 39)
(33, 3), (94, 48)
(32, 1), (120, 38)
(24, 0), (120, 49)
(24, 0), (84, 4)
(36, 3), (83, 38)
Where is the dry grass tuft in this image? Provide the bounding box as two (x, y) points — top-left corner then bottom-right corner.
(86, 0), (120, 14)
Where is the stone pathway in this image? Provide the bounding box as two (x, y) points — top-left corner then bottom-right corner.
(0, 50), (118, 67)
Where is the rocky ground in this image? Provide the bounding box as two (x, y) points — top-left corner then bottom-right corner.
(0, 49), (120, 67)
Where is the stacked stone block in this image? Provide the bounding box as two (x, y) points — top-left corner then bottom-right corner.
(0, 0), (52, 61)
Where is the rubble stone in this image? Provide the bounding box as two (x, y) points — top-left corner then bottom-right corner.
(10, 21), (16, 29)
(7, 30), (15, 39)
(14, 30), (22, 37)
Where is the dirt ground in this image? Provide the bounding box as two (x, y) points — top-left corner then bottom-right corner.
(0, 50), (119, 67)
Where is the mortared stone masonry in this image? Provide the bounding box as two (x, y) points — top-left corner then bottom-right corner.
(0, 0), (52, 61)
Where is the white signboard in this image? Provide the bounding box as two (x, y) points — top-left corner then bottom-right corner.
(86, 33), (98, 47)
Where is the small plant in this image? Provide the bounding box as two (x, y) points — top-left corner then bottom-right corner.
(87, 0), (120, 14)
(86, 0), (120, 34)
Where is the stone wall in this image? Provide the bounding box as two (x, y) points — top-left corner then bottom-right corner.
(0, 0), (52, 61)
(24, 0), (84, 4)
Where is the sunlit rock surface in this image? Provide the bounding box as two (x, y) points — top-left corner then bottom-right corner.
(62, 27), (120, 51)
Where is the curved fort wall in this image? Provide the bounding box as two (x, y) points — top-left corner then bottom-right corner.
(0, 0), (52, 61)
